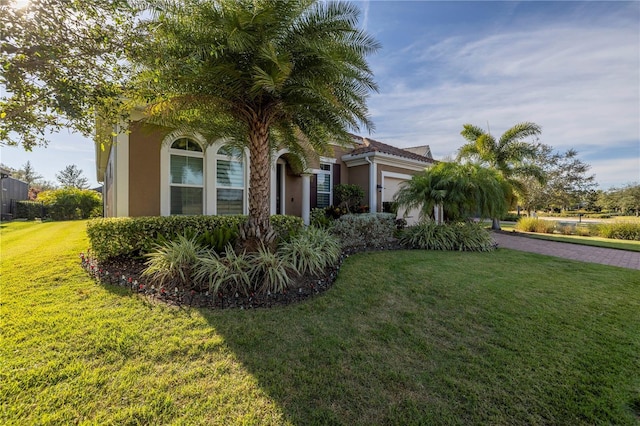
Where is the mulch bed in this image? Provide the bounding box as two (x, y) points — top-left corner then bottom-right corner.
(80, 241), (404, 310)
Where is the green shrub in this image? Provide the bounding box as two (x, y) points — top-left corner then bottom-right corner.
(584, 213), (612, 219)
(400, 221), (496, 252)
(575, 225), (592, 237)
(450, 222), (496, 251)
(325, 205), (348, 219)
(330, 213), (397, 251)
(501, 212), (521, 222)
(182, 227), (237, 254)
(270, 215), (304, 241)
(87, 215), (301, 261)
(334, 184), (364, 213)
(593, 222), (640, 241)
(279, 227), (341, 276)
(558, 224), (575, 235)
(515, 217), (556, 234)
(15, 201), (46, 220)
(535, 220), (556, 234)
(142, 235), (205, 289)
(310, 207), (333, 229)
(399, 221), (456, 250)
(38, 188), (102, 220)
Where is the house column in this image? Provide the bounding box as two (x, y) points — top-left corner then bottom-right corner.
(301, 173), (311, 225)
(368, 159), (377, 213)
(270, 161), (277, 215)
(114, 123), (129, 217)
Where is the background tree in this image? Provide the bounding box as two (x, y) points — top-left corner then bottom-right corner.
(457, 122), (543, 229)
(598, 183), (640, 216)
(56, 165), (89, 189)
(519, 145), (597, 213)
(132, 0), (379, 244)
(394, 162), (509, 224)
(19, 160), (42, 188)
(0, 0), (139, 150)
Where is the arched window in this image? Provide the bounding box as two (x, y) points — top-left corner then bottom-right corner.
(169, 138), (204, 215)
(216, 145), (244, 215)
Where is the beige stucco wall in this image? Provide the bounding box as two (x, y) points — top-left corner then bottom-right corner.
(284, 166), (303, 216)
(128, 124), (168, 217)
(347, 164), (370, 206)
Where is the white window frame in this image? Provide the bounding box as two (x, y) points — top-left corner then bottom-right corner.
(160, 132), (208, 216)
(169, 138), (205, 215)
(315, 162), (332, 208)
(214, 145), (246, 215)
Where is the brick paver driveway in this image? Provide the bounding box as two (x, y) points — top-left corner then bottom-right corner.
(492, 232), (640, 270)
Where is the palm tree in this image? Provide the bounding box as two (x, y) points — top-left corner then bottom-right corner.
(457, 122), (544, 229)
(131, 0), (379, 246)
(394, 162), (508, 224)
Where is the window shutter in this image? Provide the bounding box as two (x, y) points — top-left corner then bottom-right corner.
(332, 164), (341, 205)
(310, 174), (318, 209)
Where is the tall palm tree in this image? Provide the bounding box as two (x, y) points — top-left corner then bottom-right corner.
(457, 122), (544, 229)
(132, 0), (379, 245)
(394, 162), (508, 224)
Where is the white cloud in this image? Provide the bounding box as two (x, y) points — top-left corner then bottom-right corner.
(366, 14), (639, 188)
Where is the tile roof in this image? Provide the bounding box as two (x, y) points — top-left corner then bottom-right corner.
(348, 135), (435, 164)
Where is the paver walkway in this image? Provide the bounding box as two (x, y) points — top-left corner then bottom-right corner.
(491, 232), (640, 270)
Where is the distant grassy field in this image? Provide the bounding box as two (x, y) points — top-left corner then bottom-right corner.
(2, 220), (639, 425)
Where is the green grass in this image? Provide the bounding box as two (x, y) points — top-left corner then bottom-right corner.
(2, 221), (639, 425)
(500, 223), (640, 252)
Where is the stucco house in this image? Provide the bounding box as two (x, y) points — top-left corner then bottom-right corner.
(95, 116), (435, 224)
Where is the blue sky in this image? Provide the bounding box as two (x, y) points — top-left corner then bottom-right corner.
(2, 0), (639, 190)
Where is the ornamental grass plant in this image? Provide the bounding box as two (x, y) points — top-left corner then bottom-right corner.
(515, 217), (556, 234)
(141, 235), (204, 289)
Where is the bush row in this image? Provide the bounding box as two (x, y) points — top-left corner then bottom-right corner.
(87, 215), (303, 260)
(515, 217), (556, 234)
(596, 222), (640, 240)
(330, 213), (397, 252)
(143, 227), (341, 295)
(400, 221), (496, 251)
(38, 188), (102, 220)
(16, 201), (47, 220)
(515, 218), (640, 240)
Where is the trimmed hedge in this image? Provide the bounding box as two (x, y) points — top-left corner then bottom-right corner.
(38, 188), (102, 220)
(330, 213), (397, 251)
(87, 215), (303, 260)
(16, 201), (46, 220)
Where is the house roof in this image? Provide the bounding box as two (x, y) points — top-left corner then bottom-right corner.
(348, 135), (435, 164)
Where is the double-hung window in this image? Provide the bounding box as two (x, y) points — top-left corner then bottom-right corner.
(216, 146), (244, 215)
(316, 163), (332, 208)
(169, 138), (204, 215)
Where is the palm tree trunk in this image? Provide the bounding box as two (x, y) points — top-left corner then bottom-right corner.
(241, 118), (273, 250)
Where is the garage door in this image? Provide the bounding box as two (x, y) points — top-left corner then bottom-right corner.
(382, 177), (421, 225)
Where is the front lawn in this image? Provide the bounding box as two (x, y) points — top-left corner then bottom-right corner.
(2, 220), (639, 424)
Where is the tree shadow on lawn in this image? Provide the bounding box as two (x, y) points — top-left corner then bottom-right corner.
(192, 251), (640, 426)
(194, 282), (446, 425)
